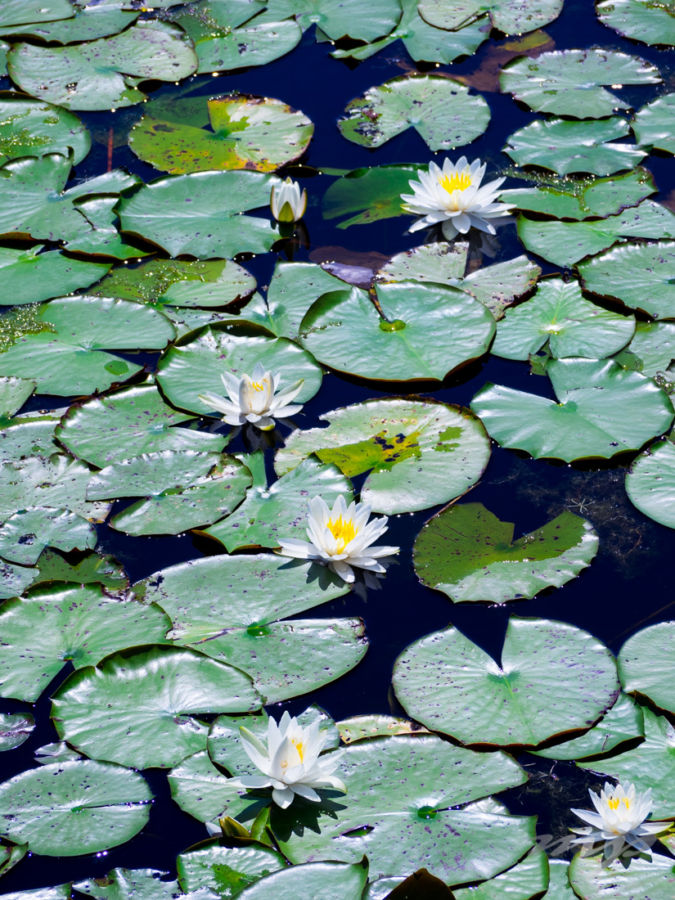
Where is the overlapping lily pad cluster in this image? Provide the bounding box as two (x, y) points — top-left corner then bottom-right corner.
(0, 0), (673, 898)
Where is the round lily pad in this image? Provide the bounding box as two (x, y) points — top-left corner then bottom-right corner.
(0, 760), (152, 857)
(339, 74), (490, 150)
(177, 841), (286, 897)
(300, 281), (495, 382)
(51, 645), (261, 769)
(419, 0), (563, 33)
(632, 93), (675, 154)
(0, 94), (90, 165)
(156, 327), (322, 415)
(500, 49), (660, 118)
(491, 277), (635, 360)
(56, 381), (228, 468)
(0, 712), (34, 752)
(596, 0), (675, 46)
(413, 504), (599, 604)
(626, 438), (675, 529)
(118, 170), (279, 258)
(275, 398), (491, 515)
(8, 20), (198, 110)
(0, 583), (171, 702)
(618, 622), (675, 712)
(393, 618), (619, 746)
(0, 247), (109, 307)
(130, 93), (313, 174)
(471, 358), (674, 462)
(504, 118), (647, 177)
(577, 241), (675, 319)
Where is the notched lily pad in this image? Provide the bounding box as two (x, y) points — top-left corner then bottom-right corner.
(413, 503), (599, 604)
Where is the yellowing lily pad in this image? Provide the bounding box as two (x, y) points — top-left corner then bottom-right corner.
(130, 93), (313, 174)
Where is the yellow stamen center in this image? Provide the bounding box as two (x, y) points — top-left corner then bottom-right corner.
(439, 171), (472, 193)
(250, 381), (265, 391)
(291, 739), (305, 762)
(608, 797), (629, 811)
(326, 515), (357, 551)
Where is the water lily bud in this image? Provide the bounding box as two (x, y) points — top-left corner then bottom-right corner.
(270, 177), (307, 223)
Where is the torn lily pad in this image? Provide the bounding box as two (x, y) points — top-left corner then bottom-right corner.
(626, 437), (675, 529)
(7, 20), (198, 110)
(500, 48), (660, 118)
(276, 398), (490, 515)
(130, 93), (313, 175)
(491, 277), (635, 360)
(393, 618), (619, 746)
(596, 0), (675, 46)
(299, 281), (495, 382)
(339, 75), (490, 151)
(471, 358), (674, 462)
(413, 504), (599, 604)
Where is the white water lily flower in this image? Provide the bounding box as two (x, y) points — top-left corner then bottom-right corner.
(571, 781), (666, 862)
(277, 494), (399, 583)
(198, 363), (303, 431)
(401, 156), (512, 241)
(270, 177), (307, 223)
(233, 711), (346, 809)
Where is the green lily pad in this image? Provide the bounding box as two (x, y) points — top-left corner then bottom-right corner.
(0, 1), (73, 28)
(393, 618), (619, 746)
(337, 715), (423, 744)
(413, 504), (599, 604)
(0, 94), (90, 165)
(0, 376), (35, 417)
(130, 93), (313, 175)
(577, 241), (675, 318)
(61, 193), (150, 260)
(276, 398), (491, 515)
(453, 848), (549, 900)
(569, 845), (675, 897)
(0, 839), (27, 879)
(157, 327), (322, 416)
(0, 295), (173, 396)
(238, 261), (347, 340)
(52, 645), (261, 769)
(262, 0), (400, 41)
(0, 409), (63, 463)
(0, 5), (138, 42)
(596, 0), (675, 46)
(91, 258), (256, 310)
(618, 622), (675, 712)
(171, 2), (302, 74)
(133, 553), (348, 644)
(0, 455), (110, 524)
(0, 583), (171, 702)
(520, 199), (675, 268)
(8, 21), (198, 111)
(74, 868), (183, 900)
(472, 358), (674, 462)
(0, 760), (152, 857)
(339, 75), (490, 151)
(418, 0), (563, 33)
(118, 170), (280, 258)
(0, 713), (34, 752)
(322, 164), (423, 229)
(56, 381), (228, 468)
(577, 708), (674, 817)
(0, 507), (96, 565)
(332, 0), (488, 64)
(168, 749), (252, 823)
(86, 451), (223, 499)
(269, 737), (532, 883)
(504, 118), (647, 176)
(0, 558), (37, 601)
(0, 247), (110, 306)
(238, 860), (368, 899)
(532, 693), (644, 760)
(205, 453), (352, 551)
(617, 322), (675, 377)
(503, 169), (656, 220)
(300, 281), (495, 382)
(626, 437), (675, 529)
(632, 93), (675, 153)
(378, 241), (468, 284)
(491, 277), (634, 360)
(456, 256), (543, 320)
(30, 549), (128, 592)
(0, 154), (137, 243)
(500, 49), (660, 118)
(0, 887), (71, 899)
(177, 841), (286, 897)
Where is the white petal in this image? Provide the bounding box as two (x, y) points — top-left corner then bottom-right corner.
(271, 786), (296, 808)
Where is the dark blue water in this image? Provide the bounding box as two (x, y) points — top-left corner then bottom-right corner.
(1, 0), (673, 892)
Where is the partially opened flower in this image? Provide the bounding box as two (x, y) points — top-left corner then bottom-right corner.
(277, 494), (399, 583)
(270, 177), (307, 223)
(198, 363), (303, 431)
(571, 781), (666, 863)
(233, 711), (346, 809)
(401, 156), (512, 241)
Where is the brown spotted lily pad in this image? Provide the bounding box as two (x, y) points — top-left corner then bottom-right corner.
(129, 92), (314, 174)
